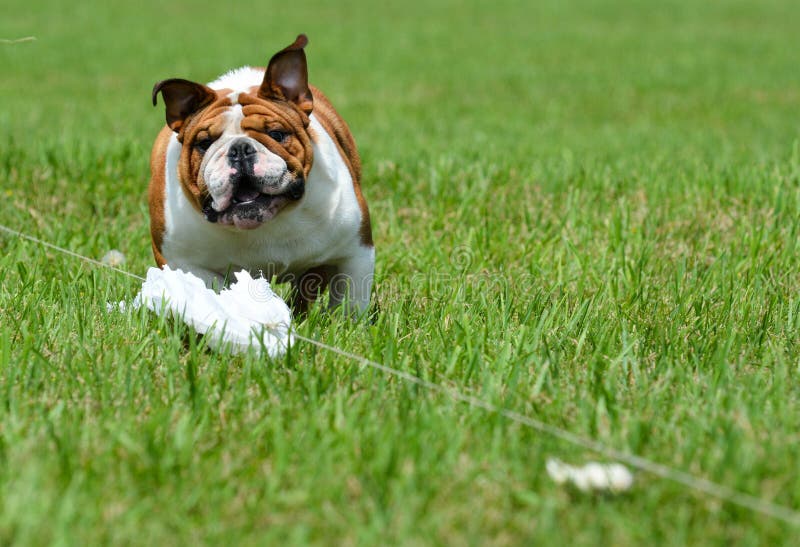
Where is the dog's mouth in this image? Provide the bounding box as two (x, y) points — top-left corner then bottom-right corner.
(202, 179), (305, 230)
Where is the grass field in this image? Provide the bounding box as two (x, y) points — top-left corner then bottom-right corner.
(2, 0), (800, 544)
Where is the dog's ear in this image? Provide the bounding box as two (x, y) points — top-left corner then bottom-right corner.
(258, 34), (313, 115)
(152, 79), (217, 132)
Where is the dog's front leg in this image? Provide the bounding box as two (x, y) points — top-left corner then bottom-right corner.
(290, 265), (335, 315)
(327, 246), (375, 315)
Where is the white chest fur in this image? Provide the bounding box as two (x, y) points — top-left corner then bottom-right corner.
(160, 113), (366, 284)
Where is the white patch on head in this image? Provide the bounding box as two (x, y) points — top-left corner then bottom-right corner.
(224, 104), (245, 131)
(207, 66), (265, 93)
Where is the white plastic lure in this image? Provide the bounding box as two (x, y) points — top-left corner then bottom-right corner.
(546, 458), (634, 493)
(133, 266), (293, 357)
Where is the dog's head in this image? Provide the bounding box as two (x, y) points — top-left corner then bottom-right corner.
(153, 35), (314, 230)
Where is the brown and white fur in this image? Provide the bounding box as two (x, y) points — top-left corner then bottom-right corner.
(148, 35), (373, 314)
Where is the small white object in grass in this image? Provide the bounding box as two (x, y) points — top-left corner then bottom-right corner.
(106, 300), (127, 313)
(101, 250), (126, 267)
(135, 266), (293, 357)
(546, 458), (633, 493)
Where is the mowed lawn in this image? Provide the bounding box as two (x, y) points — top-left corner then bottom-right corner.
(2, 0), (800, 544)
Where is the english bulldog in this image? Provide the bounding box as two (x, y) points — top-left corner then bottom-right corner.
(149, 34), (373, 313)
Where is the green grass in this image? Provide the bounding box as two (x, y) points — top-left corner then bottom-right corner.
(2, 0), (800, 544)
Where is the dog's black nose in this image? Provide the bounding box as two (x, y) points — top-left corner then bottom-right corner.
(227, 140), (257, 162)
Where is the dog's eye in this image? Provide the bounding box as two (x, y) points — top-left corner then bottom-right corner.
(194, 137), (216, 154)
(267, 130), (288, 143)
